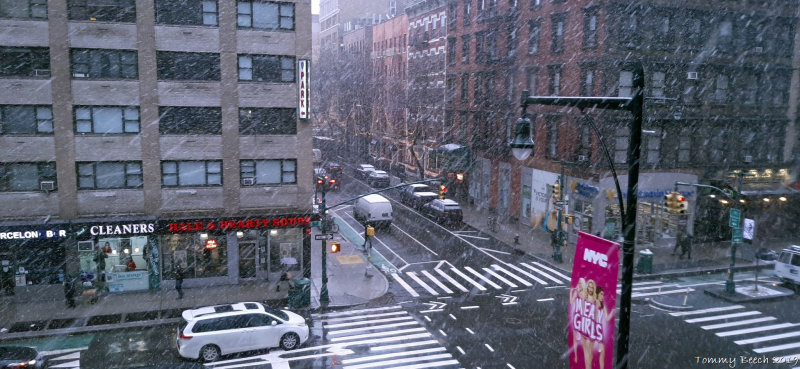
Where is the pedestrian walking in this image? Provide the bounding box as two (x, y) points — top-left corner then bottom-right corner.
(64, 276), (76, 308)
(175, 265), (184, 299)
(679, 234), (693, 260)
(363, 224), (375, 251)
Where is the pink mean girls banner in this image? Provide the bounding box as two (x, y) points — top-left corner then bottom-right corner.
(568, 232), (620, 369)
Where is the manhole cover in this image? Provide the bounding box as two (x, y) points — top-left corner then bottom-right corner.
(504, 317), (523, 325)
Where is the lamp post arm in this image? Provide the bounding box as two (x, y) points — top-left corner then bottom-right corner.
(674, 182), (734, 201)
(582, 115), (626, 223)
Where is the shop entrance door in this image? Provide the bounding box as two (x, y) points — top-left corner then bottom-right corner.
(239, 242), (257, 279)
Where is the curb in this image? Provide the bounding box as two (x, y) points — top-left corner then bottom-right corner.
(0, 317), (183, 341)
(649, 298), (694, 311)
(632, 263), (773, 281)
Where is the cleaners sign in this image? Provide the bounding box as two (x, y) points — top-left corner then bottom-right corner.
(568, 232), (619, 369)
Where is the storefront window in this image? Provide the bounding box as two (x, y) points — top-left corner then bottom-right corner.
(77, 234), (151, 292)
(0, 237), (65, 286)
(160, 233), (228, 279)
(269, 228), (301, 274)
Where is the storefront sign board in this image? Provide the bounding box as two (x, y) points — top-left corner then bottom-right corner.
(568, 232), (619, 369)
(165, 217), (312, 232)
(298, 59), (310, 119)
(0, 229), (67, 240)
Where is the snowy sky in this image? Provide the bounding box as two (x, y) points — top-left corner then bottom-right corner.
(312, 0), (319, 14)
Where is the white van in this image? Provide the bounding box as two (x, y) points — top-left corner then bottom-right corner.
(354, 194), (392, 228)
(775, 245), (800, 286)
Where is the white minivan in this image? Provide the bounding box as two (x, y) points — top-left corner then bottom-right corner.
(775, 245), (800, 287)
(354, 194), (393, 228)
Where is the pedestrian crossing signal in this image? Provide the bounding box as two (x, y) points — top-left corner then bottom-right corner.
(330, 241), (341, 253)
(439, 185), (447, 199)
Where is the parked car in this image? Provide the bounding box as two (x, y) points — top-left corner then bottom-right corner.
(313, 168), (338, 191)
(408, 191), (439, 209)
(324, 161), (344, 178)
(399, 184), (432, 204)
(421, 199), (463, 226)
(353, 194), (392, 228)
(355, 164), (375, 179)
(176, 302), (309, 362)
(775, 245), (800, 287)
(367, 170), (391, 188)
(0, 346), (45, 369)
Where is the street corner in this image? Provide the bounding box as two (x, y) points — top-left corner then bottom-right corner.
(335, 254), (365, 265)
(704, 281), (796, 303)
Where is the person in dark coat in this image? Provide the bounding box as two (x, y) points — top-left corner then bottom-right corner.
(679, 234), (693, 260)
(174, 266), (184, 300)
(64, 276), (76, 308)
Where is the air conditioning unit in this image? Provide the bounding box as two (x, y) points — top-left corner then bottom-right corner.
(687, 72), (698, 80)
(754, 46), (763, 53)
(72, 73), (87, 78)
(33, 69), (50, 77)
(578, 155), (588, 162)
(743, 155), (753, 164)
(40, 181), (55, 192)
(242, 177), (256, 186)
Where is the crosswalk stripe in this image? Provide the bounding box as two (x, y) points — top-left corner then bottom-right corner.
(491, 265), (533, 287)
(632, 288), (692, 298)
(325, 316), (413, 329)
(329, 327), (428, 342)
(328, 321), (419, 336)
(384, 359), (461, 369)
(503, 263), (548, 285)
(670, 305), (745, 317)
(434, 268), (469, 292)
(337, 332), (434, 347)
(313, 306), (402, 319)
(421, 270), (454, 294)
(322, 311), (408, 324)
(343, 353), (454, 369)
(47, 351), (81, 360)
(371, 339), (441, 352)
(618, 284), (679, 293)
(753, 341), (800, 354)
(450, 268), (488, 291)
(343, 347), (447, 364)
(685, 311), (762, 323)
(49, 361), (80, 368)
(392, 273), (420, 297)
(530, 262), (571, 281)
(464, 266), (502, 289)
(482, 267), (517, 288)
(717, 323), (800, 337)
(407, 271), (440, 295)
(520, 263), (563, 284)
(701, 317), (777, 330)
(735, 331), (800, 345)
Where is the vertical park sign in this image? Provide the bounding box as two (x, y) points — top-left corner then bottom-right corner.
(298, 59), (309, 120)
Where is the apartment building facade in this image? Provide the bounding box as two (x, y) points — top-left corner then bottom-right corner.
(0, 0), (314, 293)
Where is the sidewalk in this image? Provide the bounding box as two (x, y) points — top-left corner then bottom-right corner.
(459, 203), (781, 279)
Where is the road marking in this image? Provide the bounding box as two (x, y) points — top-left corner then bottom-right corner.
(685, 311), (761, 323)
(407, 271), (440, 295)
(391, 223), (439, 256)
(466, 328), (475, 335)
(538, 298), (555, 302)
(371, 339), (440, 352)
(479, 247), (512, 255)
(483, 267), (518, 287)
(754, 342), (800, 354)
(735, 331), (800, 345)
(530, 261), (571, 281)
(434, 268), (469, 292)
(502, 302), (518, 306)
(328, 321), (419, 336)
(40, 348), (88, 357)
(617, 284), (679, 293)
(49, 361), (80, 368)
(491, 265), (534, 287)
(464, 266), (502, 289)
(322, 311), (407, 324)
(521, 262), (565, 284)
(421, 270), (454, 294)
(450, 267), (488, 291)
(438, 329), (448, 337)
(632, 288), (693, 298)
(701, 317), (777, 330)
(337, 212), (403, 271)
(420, 309), (444, 313)
(717, 323), (800, 337)
(485, 343), (495, 352)
(669, 305), (745, 317)
(457, 234), (491, 240)
(383, 359), (461, 369)
(423, 316), (431, 322)
(391, 273), (420, 297)
(330, 327), (427, 342)
(343, 347), (447, 364)
(503, 263), (548, 285)
(461, 306), (479, 310)
(449, 314), (457, 320)
(507, 364), (517, 369)
(326, 316), (413, 329)
(456, 346), (466, 355)
(313, 306), (402, 319)
(342, 353), (454, 369)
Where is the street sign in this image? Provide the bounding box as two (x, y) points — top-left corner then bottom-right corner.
(310, 221), (320, 228)
(554, 204), (563, 210)
(731, 227), (743, 243)
(555, 200), (568, 206)
(743, 218), (755, 240)
(729, 208), (741, 228)
(314, 234), (334, 240)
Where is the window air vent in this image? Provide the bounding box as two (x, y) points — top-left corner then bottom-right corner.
(242, 177), (255, 186)
(687, 72), (698, 80)
(40, 181), (55, 191)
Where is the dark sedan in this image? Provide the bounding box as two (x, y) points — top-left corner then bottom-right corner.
(367, 170), (391, 188)
(421, 199), (463, 226)
(0, 346), (45, 369)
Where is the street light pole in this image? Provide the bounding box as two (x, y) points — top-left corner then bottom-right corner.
(318, 180), (329, 304)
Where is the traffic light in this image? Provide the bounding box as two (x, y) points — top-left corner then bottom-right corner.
(677, 194), (688, 214)
(455, 172), (464, 182)
(553, 183), (561, 199)
(330, 241), (341, 253)
(664, 192), (675, 213)
(439, 185), (447, 199)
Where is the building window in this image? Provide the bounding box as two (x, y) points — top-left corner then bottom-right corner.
(677, 129), (691, 163)
(159, 107), (221, 135)
(546, 117), (558, 158)
(618, 71), (633, 97)
(0, 47), (49, 77)
(718, 20), (732, 51)
(527, 20), (540, 54)
(0, 0), (47, 19)
(237, 1), (294, 30)
(71, 49), (137, 79)
(620, 13), (637, 48)
(463, 0), (471, 26)
(530, 0), (541, 9)
(474, 72), (482, 101)
(581, 69), (594, 96)
(548, 66), (561, 95)
(78, 161), (142, 189)
(614, 127), (628, 164)
(447, 38), (456, 65)
(507, 26), (517, 57)
(551, 14), (565, 53)
(682, 13), (703, 49)
(239, 108), (296, 135)
(583, 11), (597, 49)
(650, 72), (665, 98)
(238, 55), (295, 82)
(0, 162), (56, 192)
(646, 132), (660, 165)
(460, 73), (469, 102)
(475, 32), (485, 63)
(161, 160), (222, 187)
(461, 34), (470, 63)
(155, 0), (218, 26)
(448, 3), (457, 29)
(506, 72), (515, 102)
(160, 233), (228, 279)
(68, 0), (136, 22)
(714, 74), (728, 104)
(486, 30), (497, 60)
(526, 68), (538, 95)
(157, 52), (220, 80)
(740, 73), (757, 106)
(770, 76), (788, 107)
(0, 106), (53, 135)
(75, 106), (140, 134)
(240, 159), (296, 185)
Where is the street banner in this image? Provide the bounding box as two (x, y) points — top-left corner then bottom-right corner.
(568, 232), (620, 369)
